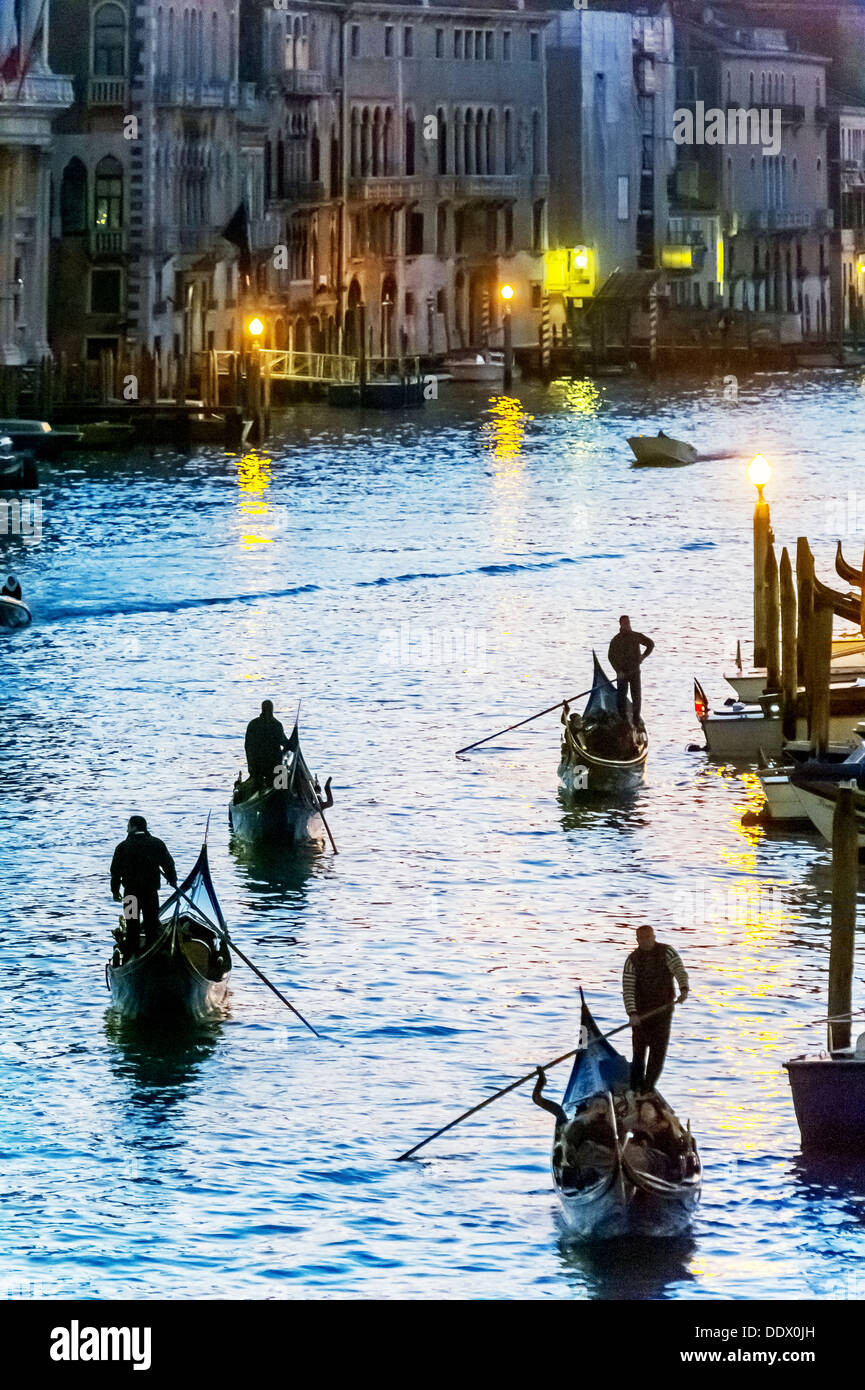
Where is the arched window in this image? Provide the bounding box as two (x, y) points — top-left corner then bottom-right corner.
(311, 125), (321, 183)
(93, 2), (126, 77)
(437, 107), (448, 175)
(211, 13), (219, 81)
(475, 109), (483, 174)
(464, 109), (473, 174)
(405, 108), (415, 176)
(383, 109), (393, 175)
(167, 9), (175, 79)
(531, 110), (541, 175)
(504, 109), (513, 174)
(486, 112), (496, 174)
(95, 156), (123, 228)
(60, 158), (87, 235)
(372, 108), (382, 176)
(264, 139), (272, 200)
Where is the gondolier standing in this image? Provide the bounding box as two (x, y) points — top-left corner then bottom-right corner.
(608, 616), (654, 727)
(245, 700), (292, 788)
(110, 816), (178, 957)
(622, 926), (689, 1094)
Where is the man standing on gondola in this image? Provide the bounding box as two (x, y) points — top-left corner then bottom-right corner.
(110, 816), (178, 957)
(608, 615), (654, 727)
(622, 926), (689, 1094)
(245, 700), (293, 789)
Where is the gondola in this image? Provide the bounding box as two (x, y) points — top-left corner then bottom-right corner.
(553, 995), (701, 1240)
(229, 716), (333, 847)
(558, 653), (648, 793)
(105, 843), (231, 1023)
(0, 595), (31, 628)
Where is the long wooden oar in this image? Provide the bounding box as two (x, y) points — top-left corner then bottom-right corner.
(455, 687), (594, 757)
(395, 1001), (676, 1161)
(175, 886), (326, 1040)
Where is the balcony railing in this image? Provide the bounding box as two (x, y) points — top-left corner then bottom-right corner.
(348, 176), (425, 202)
(767, 209), (814, 230)
(454, 175), (523, 199)
(779, 104), (806, 124)
(87, 77), (128, 107)
(90, 227), (126, 256)
(275, 69), (324, 96)
(271, 181), (327, 205)
(0, 72), (73, 106)
(154, 77), (246, 108)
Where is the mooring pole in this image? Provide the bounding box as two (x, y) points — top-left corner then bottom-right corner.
(780, 546), (798, 741)
(796, 536), (814, 697)
(765, 541), (780, 693)
(810, 601), (834, 757)
(753, 491), (772, 667)
(829, 785), (858, 1053)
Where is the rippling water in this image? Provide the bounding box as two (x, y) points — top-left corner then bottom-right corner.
(4, 370), (865, 1299)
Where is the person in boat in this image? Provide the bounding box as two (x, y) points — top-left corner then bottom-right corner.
(622, 925), (689, 1094)
(1, 574), (22, 601)
(608, 615), (654, 727)
(110, 816), (178, 958)
(245, 700), (292, 789)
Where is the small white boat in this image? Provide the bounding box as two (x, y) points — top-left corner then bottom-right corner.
(627, 431), (697, 467)
(445, 352), (505, 383)
(725, 637), (865, 702)
(0, 595), (31, 628)
(695, 679), (865, 762)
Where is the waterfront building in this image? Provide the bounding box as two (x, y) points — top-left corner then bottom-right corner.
(827, 103), (865, 340)
(48, 1), (275, 372)
(0, 0), (73, 364)
(673, 9), (833, 341)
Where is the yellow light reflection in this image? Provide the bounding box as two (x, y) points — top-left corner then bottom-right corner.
(560, 376), (601, 418)
(481, 395), (533, 472)
(235, 448), (274, 548)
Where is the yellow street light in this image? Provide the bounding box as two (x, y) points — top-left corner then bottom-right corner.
(858, 258), (865, 276)
(573, 250), (588, 270)
(747, 453), (771, 499)
(500, 284), (514, 302)
(247, 316), (265, 339)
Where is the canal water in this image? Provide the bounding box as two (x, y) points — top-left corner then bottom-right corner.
(3, 370), (865, 1299)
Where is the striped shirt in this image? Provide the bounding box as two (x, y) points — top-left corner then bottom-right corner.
(622, 945), (689, 1016)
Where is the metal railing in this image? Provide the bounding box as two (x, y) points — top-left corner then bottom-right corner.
(214, 349), (359, 384)
(88, 77), (128, 106)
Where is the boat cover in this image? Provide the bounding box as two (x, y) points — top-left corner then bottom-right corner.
(160, 843), (227, 933)
(583, 652), (633, 724)
(561, 991), (631, 1112)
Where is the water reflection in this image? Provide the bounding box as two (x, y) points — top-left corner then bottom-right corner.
(556, 1228), (697, 1299)
(234, 448), (274, 549)
(230, 836), (324, 912)
(104, 1016), (222, 1121)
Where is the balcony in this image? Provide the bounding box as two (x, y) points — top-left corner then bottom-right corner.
(90, 227), (126, 257)
(274, 69), (324, 96)
(271, 181), (327, 206)
(780, 104), (806, 124)
(87, 77), (128, 107)
(816, 208), (835, 230)
(454, 175), (522, 199)
(154, 77), (246, 108)
(349, 176), (425, 202)
(767, 209), (814, 231)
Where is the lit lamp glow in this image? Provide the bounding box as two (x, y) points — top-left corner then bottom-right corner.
(747, 453), (771, 499)
(500, 284), (514, 303)
(858, 258), (865, 276)
(247, 317), (265, 339)
(573, 250), (588, 270)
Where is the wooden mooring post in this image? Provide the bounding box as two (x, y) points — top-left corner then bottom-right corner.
(810, 601), (834, 756)
(779, 547), (797, 741)
(765, 541), (780, 693)
(829, 786), (858, 1053)
(796, 536), (814, 695)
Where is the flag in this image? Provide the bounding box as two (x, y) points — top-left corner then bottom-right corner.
(222, 202), (252, 289)
(0, 0), (19, 81)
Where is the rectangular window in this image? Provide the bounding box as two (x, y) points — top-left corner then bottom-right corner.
(454, 29), (462, 59)
(384, 25), (393, 57)
(485, 31), (493, 60)
(503, 31), (511, 61)
(475, 30), (483, 59)
(403, 27), (413, 58)
(90, 268), (122, 314)
(405, 291), (415, 316)
(617, 175), (629, 221)
(435, 29), (444, 59)
(350, 25), (360, 58)
(504, 206), (514, 252)
(407, 211), (424, 257)
(530, 31), (540, 61)
(530, 282), (541, 309)
(464, 31), (472, 60)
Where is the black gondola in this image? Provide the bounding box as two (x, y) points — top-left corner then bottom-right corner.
(558, 653), (648, 793)
(229, 716), (333, 847)
(552, 996), (701, 1239)
(105, 843), (231, 1023)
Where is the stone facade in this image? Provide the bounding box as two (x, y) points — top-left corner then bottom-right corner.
(0, 0), (73, 364)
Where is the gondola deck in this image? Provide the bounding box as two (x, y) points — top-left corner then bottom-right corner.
(106, 844), (231, 1024)
(553, 996), (701, 1240)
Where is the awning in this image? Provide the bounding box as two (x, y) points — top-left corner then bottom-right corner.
(593, 268), (665, 303)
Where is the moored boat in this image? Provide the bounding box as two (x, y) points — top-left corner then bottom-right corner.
(445, 351), (505, 383)
(229, 717), (333, 847)
(559, 654), (648, 793)
(0, 418), (82, 458)
(106, 843), (231, 1023)
(627, 431), (697, 467)
(694, 677), (865, 761)
(553, 996), (701, 1239)
(0, 595), (31, 628)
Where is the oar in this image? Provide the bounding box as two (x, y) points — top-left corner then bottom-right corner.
(395, 1001), (677, 1161)
(455, 688), (594, 757)
(174, 885), (326, 1040)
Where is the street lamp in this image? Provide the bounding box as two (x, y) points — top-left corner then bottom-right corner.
(247, 316), (265, 341)
(500, 284), (514, 388)
(748, 455), (773, 666)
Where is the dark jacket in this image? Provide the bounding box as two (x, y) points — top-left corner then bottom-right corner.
(1, 579), (22, 600)
(622, 943), (688, 1015)
(110, 831), (177, 896)
(245, 714), (290, 771)
(608, 630), (654, 677)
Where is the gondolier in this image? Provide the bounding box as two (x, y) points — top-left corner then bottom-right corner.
(110, 816), (178, 958)
(622, 926), (689, 1094)
(608, 616), (653, 726)
(245, 700), (292, 788)
(1, 574), (21, 600)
